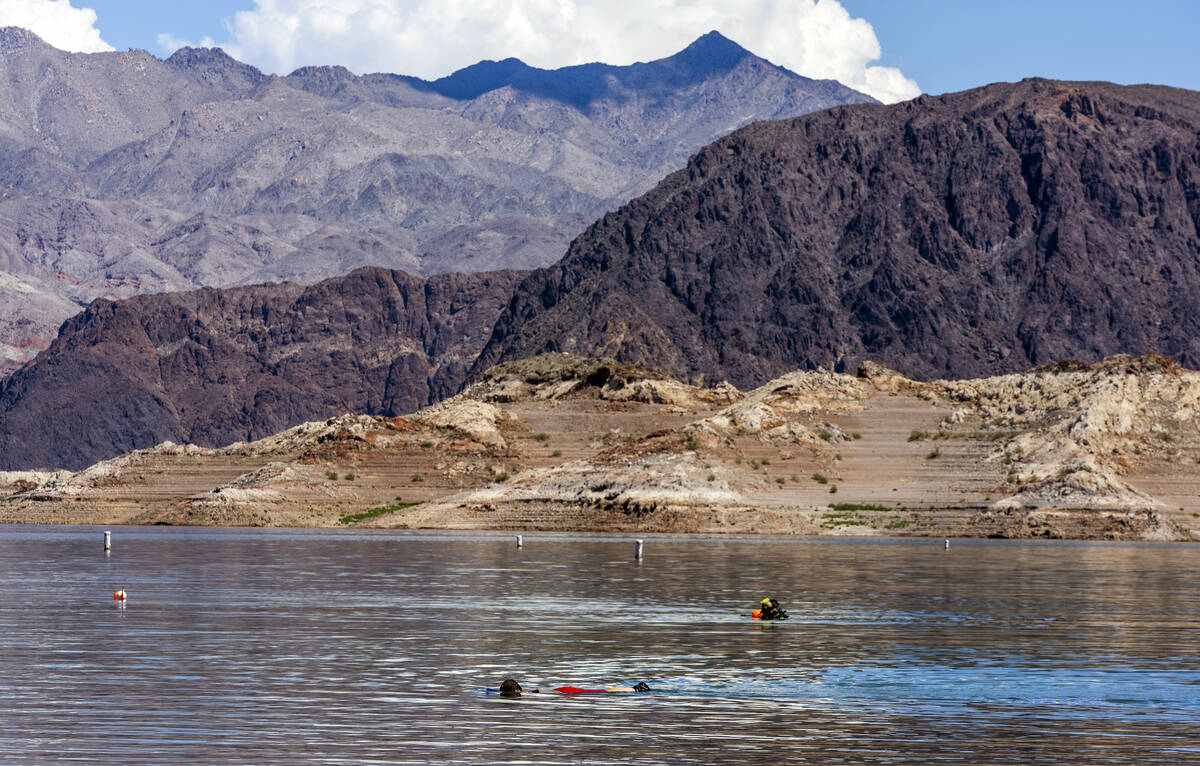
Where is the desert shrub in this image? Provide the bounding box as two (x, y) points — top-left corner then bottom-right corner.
(338, 501), (421, 525)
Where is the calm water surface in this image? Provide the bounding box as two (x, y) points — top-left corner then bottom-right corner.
(1, 527), (1198, 763)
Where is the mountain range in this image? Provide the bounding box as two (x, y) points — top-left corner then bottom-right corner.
(0, 27), (872, 375)
(2, 67), (1199, 470)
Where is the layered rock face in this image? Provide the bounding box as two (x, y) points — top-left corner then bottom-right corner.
(0, 28), (872, 374)
(3, 353), (1198, 540)
(476, 79), (1200, 387)
(0, 267), (524, 469)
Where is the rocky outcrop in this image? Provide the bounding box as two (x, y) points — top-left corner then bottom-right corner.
(0, 267), (524, 470)
(422, 354), (1200, 538)
(927, 354), (1199, 511)
(462, 352), (741, 408)
(690, 369), (870, 444)
(476, 79), (1200, 387)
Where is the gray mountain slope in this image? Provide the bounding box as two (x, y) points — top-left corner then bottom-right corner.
(0, 28), (873, 375)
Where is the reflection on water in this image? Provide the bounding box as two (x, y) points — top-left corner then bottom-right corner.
(1, 528), (1198, 763)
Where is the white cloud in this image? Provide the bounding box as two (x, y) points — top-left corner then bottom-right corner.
(161, 0), (919, 103)
(0, 0), (113, 53)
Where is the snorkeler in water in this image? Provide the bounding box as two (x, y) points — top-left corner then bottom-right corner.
(495, 679), (651, 695)
(752, 597), (788, 620)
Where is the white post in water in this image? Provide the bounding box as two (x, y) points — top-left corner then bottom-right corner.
(635, 539), (644, 559)
(516, 534), (523, 548)
(944, 539), (950, 550)
(104, 531), (111, 551)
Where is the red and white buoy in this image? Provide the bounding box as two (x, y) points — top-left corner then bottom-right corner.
(113, 589), (126, 603)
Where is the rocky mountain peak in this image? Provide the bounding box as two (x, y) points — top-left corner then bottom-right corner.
(420, 56), (538, 101)
(0, 26), (49, 54)
(165, 46), (267, 94)
(668, 30), (753, 74)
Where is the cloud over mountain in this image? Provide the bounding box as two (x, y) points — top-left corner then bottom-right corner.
(0, 0), (112, 53)
(158, 0), (920, 103)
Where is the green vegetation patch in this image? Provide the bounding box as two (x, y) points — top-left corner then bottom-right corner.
(339, 501), (422, 525)
(828, 502), (889, 512)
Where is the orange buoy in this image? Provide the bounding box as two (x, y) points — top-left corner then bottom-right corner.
(751, 609), (761, 619)
(113, 589), (126, 602)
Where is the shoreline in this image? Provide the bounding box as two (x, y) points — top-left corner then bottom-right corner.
(4, 355), (1200, 544)
(2, 504), (1194, 543)
(5, 520), (1199, 546)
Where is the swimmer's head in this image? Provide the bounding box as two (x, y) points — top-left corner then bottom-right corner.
(499, 679), (522, 696)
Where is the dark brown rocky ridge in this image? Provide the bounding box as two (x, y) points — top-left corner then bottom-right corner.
(0, 267), (523, 470)
(475, 79), (1200, 387)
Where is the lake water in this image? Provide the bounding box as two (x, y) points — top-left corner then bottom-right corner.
(1, 527), (1198, 764)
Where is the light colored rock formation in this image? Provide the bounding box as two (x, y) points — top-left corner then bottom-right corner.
(692, 369), (870, 444)
(415, 399), (515, 449)
(464, 352), (740, 410)
(924, 355), (1197, 510)
(2, 354), (1197, 540)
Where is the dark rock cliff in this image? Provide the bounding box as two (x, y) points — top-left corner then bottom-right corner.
(0, 267), (524, 470)
(474, 79), (1200, 386)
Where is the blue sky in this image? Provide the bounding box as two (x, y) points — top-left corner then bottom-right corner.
(13, 0), (1200, 101)
(840, 0), (1199, 95)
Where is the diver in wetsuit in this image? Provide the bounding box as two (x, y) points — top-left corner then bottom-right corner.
(756, 597), (788, 620)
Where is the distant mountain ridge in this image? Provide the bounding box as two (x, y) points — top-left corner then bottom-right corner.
(397, 31), (767, 107)
(0, 27), (873, 375)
